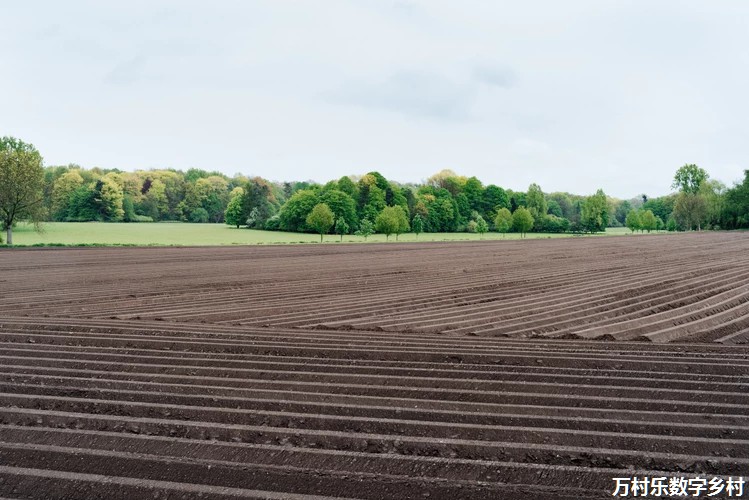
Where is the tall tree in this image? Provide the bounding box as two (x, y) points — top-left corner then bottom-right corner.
(224, 187), (244, 228)
(0, 137), (45, 244)
(494, 208), (512, 237)
(580, 189), (608, 233)
(625, 209), (641, 233)
(526, 183), (547, 221)
(411, 213), (424, 238)
(672, 164), (708, 194)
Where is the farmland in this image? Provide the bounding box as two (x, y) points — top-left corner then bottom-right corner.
(1, 231), (748, 499)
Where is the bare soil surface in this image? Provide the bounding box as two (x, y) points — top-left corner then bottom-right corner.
(1, 232), (748, 498)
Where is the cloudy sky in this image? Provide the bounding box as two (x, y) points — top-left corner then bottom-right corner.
(2, 1), (748, 198)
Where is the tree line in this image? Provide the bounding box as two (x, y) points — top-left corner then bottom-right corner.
(2, 136), (749, 243)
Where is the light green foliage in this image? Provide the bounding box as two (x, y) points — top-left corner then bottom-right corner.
(0, 137), (45, 244)
(580, 189), (608, 233)
(354, 218), (374, 240)
(335, 216), (349, 241)
(494, 207), (513, 236)
(475, 214), (488, 236)
(640, 209), (657, 233)
(51, 171), (84, 220)
(375, 205), (409, 241)
(667, 217), (678, 231)
(306, 203), (335, 242)
(672, 164), (708, 194)
(625, 209), (641, 233)
(526, 183), (547, 221)
(97, 176), (125, 221)
(224, 187), (245, 228)
(512, 207), (534, 237)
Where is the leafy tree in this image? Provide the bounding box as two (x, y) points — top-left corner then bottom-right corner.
(224, 187), (244, 228)
(580, 189), (608, 233)
(411, 213), (424, 238)
(512, 207), (534, 238)
(494, 207), (513, 237)
(242, 177), (278, 228)
(475, 214), (488, 237)
(354, 218), (374, 240)
(672, 164), (708, 194)
(335, 216), (349, 241)
(673, 192), (707, 231)
(666, 217), (678, 231)
(307, 203), (334, 242)
(96, 176), (125, 221)
(320, 189), (358, 232)
(625, 209), (641, 233)
(0, 137), (45, 244)
(547, 199), (563, 218)
(526, 183), (547, 221)
(190, 207), (209, 223)
(481, 185), (509, 220)
(279, 189), (319, 232)
(723, 170), (749, 229)
(376, 205), (409, 241)
(640, 209), (657, 233)
(51, 171), (84, 220)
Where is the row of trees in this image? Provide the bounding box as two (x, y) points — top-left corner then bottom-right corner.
(4, 135), (749, 243)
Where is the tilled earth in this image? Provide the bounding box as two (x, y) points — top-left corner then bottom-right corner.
(0, 232), (748, 499)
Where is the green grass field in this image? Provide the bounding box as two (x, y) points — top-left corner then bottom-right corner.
(5, 222), (638, 246)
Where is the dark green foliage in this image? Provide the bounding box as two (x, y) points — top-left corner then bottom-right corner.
(320, 190), (358, 232)
(189, 207), (209, 223)
(411, 214), (424, 237)
(279, 189), (319, 232)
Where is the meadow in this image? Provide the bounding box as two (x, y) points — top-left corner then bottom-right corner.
(8, 222), (635, 246)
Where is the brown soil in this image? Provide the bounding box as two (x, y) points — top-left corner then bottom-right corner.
(1, 232), (748, 498)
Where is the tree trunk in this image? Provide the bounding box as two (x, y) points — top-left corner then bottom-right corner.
(320, 233), (323, 243)
(6, 227), (11, 245)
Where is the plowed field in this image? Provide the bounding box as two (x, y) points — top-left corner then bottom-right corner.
(1, 232), (748, 499)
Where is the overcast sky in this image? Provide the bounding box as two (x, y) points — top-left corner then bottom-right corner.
(2, 1), (748, 198)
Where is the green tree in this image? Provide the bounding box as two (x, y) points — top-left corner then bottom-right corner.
(279, 189), (319, 232)
(580, 189), (608, 233)
(411, 213), (424, 238)
(51, 170), (84, 220)
(640, 209), (657, 233)
(494, 207), (513, 237)
(512, 207), (534, 238)
(224, 187), (244, 228)
(335, 216), (349, 242)
(0, 137), (45, 244)
(306, 203), (334, 242)
(673, 192), (707, 231)
(190, 207), (209, 223)
(625, 209), (641, 233)
(376, 205), (409, 241)
(354, 218), (374, 240)
(526, 183), (547, 221)
(475, 214), (488, 237)
(672, 164), (708, 194)
(96, 176), (125, 221)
